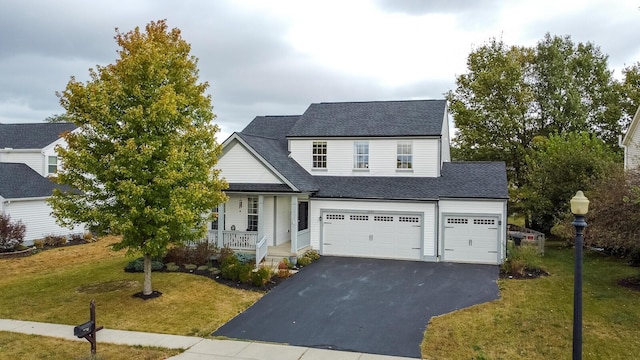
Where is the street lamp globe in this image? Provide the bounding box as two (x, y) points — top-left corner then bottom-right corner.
(570, 191), (590, 215)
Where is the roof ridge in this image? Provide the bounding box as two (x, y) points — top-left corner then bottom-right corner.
(239, 132), (282, 142)
(316, 99), (444, 105)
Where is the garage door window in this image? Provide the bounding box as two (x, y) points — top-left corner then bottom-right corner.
(473, 219), (495, 225)
(350, 214), (369, 221)
(374, 215), (393, 222)
(399, 216), (419, 223)
(447, 218), (468, 224)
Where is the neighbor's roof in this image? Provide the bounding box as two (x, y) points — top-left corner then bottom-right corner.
(0, 122), (77, 149)
(312, 162), (509, 200)
(0, 162), (60, 199)
(287, 100), (447, 137)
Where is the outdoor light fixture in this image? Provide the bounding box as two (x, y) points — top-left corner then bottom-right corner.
(570, 190), (589, 360)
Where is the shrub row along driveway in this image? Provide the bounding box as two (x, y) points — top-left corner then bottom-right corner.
(214, 256), (499, 358)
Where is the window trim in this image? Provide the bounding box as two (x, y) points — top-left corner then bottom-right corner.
(247, 197), (258, 232)
(353, 141), (369, 170)
(47, 155), (58, 175)
(312, 141), (327, 169)
(396, 141), (413, 170)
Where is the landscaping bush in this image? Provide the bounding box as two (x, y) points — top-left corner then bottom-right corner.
(43, 235), (66, 247)
(70, 233), (84, 242)
(33, 239), (45, 249)
(235, 252), (256, 264)
(220, 256), (253, 282)
(0, 214), (26, 252)
(252, 266), (273, 287)
(297, 256), (312, 267)
(124, 257), (165, 272)
(164, 242), (213, 266)
(218, 245), (234, 263)
(502, 242), (544, 276)
(277, 260), (290, 278)
(303, 249), (320, 261)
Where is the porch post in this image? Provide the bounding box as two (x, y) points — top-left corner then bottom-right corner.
(217, 202), (225, 248)
(258, 195), (264, 241)
(290, 195), (298, 253)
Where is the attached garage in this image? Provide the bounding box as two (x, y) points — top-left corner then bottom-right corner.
(322, 211), (423, 260)
(442, 215), (500, 264)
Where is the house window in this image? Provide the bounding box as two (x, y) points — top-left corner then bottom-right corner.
(397, 141), (412, 169)
(247, 197), (258, 231)
(48, 156), (58, 174)
(211, 206), (222, 230)
(298, 201), (309, 231)
(312, 141), (327, 169)
(353, 141), (369, 169)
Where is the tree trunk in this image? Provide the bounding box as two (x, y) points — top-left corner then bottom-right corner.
(143, 253), (153, 295)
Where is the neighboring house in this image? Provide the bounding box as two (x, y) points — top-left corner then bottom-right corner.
(0, 122), (77, 177)
(0, 163), (85, 244)
(0, 122), (84, 245)
(621, 105), (640, 170)
(212, 100), (509, 265)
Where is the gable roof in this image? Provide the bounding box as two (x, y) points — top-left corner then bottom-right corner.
(229, 115), (317, 193)
(622, 105), (640, 146)
(313, 162), (508, 200)
(287, 100), (446, 137)
(0, 162), (60, 199)
(0, 122), (77, 149)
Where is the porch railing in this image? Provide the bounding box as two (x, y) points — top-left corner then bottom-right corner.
(223, 231), (257, 250)
(256, 235), (268, 266)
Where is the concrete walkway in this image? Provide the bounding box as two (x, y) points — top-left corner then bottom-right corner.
(0, 319), (416, 359)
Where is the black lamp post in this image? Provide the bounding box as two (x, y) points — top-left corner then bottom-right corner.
(570, 190), (589, 360)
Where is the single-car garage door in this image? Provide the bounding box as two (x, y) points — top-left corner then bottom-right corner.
(322, 211), (422, 260)
(443, 215), (499, 264)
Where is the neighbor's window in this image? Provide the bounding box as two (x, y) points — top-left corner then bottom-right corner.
(247, 197), (258, 231)
(397, 141), (412, 169)
(353, 141), (369, 169)
(47, 156), (58, 174)
(312, 141), (327, 169)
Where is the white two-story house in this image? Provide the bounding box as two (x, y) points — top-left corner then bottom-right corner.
(0, 122), (84, 244)
(213, 100), (508, 265)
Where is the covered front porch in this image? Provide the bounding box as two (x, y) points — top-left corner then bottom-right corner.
(205, 193), (311, 263)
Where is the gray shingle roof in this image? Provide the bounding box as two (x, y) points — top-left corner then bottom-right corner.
(312, 162), (508, 200)
(235, 115), (317, 192)
(287, 100), (446, 137)
(227, 183), (297, 193)
(0, 163), (59, 199)
(0, 122), (77, 149)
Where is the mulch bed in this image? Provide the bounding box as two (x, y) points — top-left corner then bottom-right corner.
(500, 267), (549, 279)
(618, 276), (640, 291)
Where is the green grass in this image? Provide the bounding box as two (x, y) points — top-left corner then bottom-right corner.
(0, 331), (181, 360)
(0, 237), (262, 337)
(422, 241), (640, 359)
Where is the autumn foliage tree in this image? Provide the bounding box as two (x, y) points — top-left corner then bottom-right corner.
(49, 20), (227, 296)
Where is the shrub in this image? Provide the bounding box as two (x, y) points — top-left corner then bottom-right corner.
(218, 245), (235, 264)
(70, 233), (84, 242)
(238, 263), (254, 283)
(0, 214), (26, 251)
(83, 232), (95, 241)
(502, 242), (543, 276)
(43, 235), (66, 247)
(304, 249), (320, 261)
(33, 239), (45, 249)
(277, 260), (290, 278)
(297, 256), (312, 267)
(252, 266), (273, 286)
(164, 246), (189, 265)
(220, 255), (240, 280)
(235, 252), (256, 264)
(191, 242), (213, 265)
(124, 257), (164, 272)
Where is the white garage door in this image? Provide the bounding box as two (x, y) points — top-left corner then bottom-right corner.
(443, 215), (499, 264)
(322, 212), (422, 260)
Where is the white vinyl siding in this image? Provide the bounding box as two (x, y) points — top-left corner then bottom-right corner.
(310, 199), (437, 259)
(625, 128), (640, 170)
(290, 138), (439, 176)
(3, 198), (85, 244)
(0, 151), (43, 176)
(216, 141), (283, 184)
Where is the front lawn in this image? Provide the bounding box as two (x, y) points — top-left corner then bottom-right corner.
(0, 237), (262, 336)
(422, 241), (640, 359)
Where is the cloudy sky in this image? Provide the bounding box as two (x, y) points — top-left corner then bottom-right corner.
(1, 0), (639, 140)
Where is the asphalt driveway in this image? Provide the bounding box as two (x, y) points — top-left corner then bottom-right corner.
(213, 256), (499, 358)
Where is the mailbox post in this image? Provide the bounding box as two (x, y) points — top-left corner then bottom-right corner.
(74, 299), (103, 355)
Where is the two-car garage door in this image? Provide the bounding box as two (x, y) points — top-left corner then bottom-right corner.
(322, 211), (422, 260)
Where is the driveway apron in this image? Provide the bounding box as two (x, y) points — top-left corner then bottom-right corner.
(213, 256), (499, 358)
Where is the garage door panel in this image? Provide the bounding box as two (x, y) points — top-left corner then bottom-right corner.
(443, 215), (499, 264)
(323, 211), (422, 260)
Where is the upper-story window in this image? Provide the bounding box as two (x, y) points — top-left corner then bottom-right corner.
(353, 141), (369, 169)
(47, 156), (58, 174)
(397, 141), (412, 169)
(312, 141), (327, 169)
